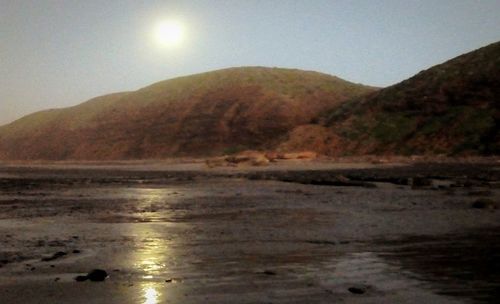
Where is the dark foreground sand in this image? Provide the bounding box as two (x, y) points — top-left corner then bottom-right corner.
(0, 160), (499, 303)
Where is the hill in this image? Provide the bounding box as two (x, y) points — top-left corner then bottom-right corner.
(0, 67), (374, 160)
(282, 41), (500, 156)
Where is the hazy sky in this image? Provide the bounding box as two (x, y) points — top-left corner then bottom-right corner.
(1, 0), (499, 125)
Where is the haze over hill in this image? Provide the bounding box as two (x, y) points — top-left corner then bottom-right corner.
(0, 67), (374, 160)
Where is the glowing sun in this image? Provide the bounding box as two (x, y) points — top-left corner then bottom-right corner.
(154, 20), (185, 47)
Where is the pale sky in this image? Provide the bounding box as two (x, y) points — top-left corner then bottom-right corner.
(1, 0), (499, 125)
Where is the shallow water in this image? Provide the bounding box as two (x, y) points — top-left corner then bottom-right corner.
(378, 229), (500, 303)
(0, 166), (499, 303)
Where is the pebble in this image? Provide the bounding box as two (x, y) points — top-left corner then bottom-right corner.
(41, 251), (67, 262)
(74, 269), (108, 282)
(87, 269), (108, 282)
(262, 270), (277, 276)
(348, 287), (366, 294)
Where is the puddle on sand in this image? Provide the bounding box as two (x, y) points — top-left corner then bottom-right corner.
(378, 228), (500, 303)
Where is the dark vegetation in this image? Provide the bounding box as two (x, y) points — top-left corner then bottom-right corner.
(324, 41), (500, 155)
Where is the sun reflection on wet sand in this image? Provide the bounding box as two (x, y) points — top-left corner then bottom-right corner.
(125, 187), (189, 304)
(132, 233), (170, 303)
(129, 187), (187, 222)
(143, 286), (159, 304)
(139, 257), (166, 275)
(133, 234), (169, 304)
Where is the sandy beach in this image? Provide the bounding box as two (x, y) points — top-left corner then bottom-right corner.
(0, 160), (499, 303)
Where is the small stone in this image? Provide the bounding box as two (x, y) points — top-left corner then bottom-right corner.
(471, 198), (497, 209)
(87, 269), (108, 282)
(41, 251), (67, 262)
(411, 177), (432, 188)
(75, 275), (88, 282)
(348, 287), (365, 294)
(262, 270), (277, 276)
(72, 249), (81, 254)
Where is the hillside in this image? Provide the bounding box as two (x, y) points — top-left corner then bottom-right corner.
(0, 67), (374, 160)
(282, 41), (500, 156)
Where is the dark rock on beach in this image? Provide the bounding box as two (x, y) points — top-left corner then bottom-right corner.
(471, 198), (498, 210)
(348, 287), (366, 294)
(74, 269), (108, 282)
(74, 275), (88, 282)
(87, 269), (108, 282)
(41, 251), (67, 262)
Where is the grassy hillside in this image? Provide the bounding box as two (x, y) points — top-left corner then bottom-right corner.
(320, 41), (500, 156)
(0, 67), (374, 160)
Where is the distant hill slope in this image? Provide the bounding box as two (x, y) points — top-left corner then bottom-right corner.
(0, 67), (374, 160)
(282, 41), (499, 156)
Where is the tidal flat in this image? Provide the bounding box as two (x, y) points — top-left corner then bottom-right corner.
(0, 161), (499, 303)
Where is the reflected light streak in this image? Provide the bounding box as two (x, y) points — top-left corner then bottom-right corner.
(143, 287), (159, 304)
(128, 187), (183, 304)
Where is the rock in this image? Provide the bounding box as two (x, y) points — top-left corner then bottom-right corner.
(277, 151), (317, 160)
(471, 198), (497, 210)
(75, 269), (108, 282)
(305, 240), (337, 245)
(250, 155), (270, 166)
(229, 151), (270, 166)
(74, 275), (88, 282)
(264, 151), (279, 161)
(335, 175), (351, 183)
(348, 287), (366, 294)
(87, 269), (108, 282)
(226, 155), (251, 164)
(205, 157), (228, 168)
(309, 179), (377, 188)
(296, 151), (317, 159)
(262, 270), (277, 276)
(41, 251), (67, 262)
(72, 249), (81, 254)
(47, 240), (66, 247)
(411, 177), (432, 188)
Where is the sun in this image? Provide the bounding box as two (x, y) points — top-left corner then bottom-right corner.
(154, 20), (185, 47)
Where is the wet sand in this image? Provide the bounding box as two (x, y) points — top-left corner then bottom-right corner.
(0, 161), (499, 303)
